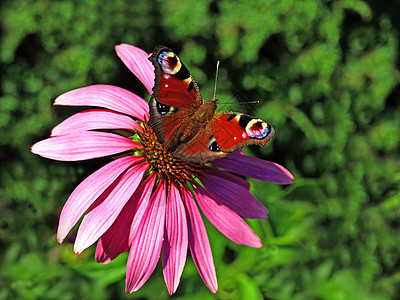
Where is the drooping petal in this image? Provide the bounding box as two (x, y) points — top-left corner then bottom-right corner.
(163, 182), (188, 295)
(51, 109), (142, 136)
(57, 156), (141, 243)
(182, 188), (218, 294)
(200, 173), (268, 219)
(213, 150), (294, 184)
(54, 85), (150, 121)
(126, 179), (166, 293)
(95, 180), (146, 263)
(203, 166), (250, 190)
(31, 131), (140, 161)
(74, 163), (148, 254)
(115, 44), (155, 94)
(95, 239), (112, 264)
(194, 185), (262, 248)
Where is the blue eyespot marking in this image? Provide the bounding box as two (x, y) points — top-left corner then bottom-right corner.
(256, 126), (269, 139)
(209, 140), (220, 152)
(246, 121), (270, 139)
(157, 51), (169, 71)
(157, 102), (170, 115)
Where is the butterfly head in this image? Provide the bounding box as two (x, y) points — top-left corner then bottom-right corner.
(211, 99), (219, 105)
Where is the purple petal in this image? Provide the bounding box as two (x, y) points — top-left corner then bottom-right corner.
(95, 180), (146, 263)
(200, 173), (268, 219)
(194, 185), (262, 248)
(126, 178), (166, 293)
(51, 109), (142, 136)
(31, 131), (140, 161)
(54, 85), (149, 121)
(57, 156), (141, 243)
(115, 44), (155, 95)
(212, 150), (294, 184)
(203, 166), (250, 190)
(182, 188), (218, 294)
(163, 182), (188, 295)
(74, 163), (148, 254)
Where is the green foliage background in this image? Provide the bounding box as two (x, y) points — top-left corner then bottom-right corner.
(1, 0), (399, 299)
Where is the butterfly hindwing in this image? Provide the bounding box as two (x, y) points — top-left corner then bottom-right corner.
(173, 129), (227, 163)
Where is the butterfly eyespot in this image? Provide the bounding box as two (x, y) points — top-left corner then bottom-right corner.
(158, 51), (181, 75)
(168, 55), (178, 64)
(245, 119), (270, 139)
(208, 136), (221, 152)
(209, 141), (220, 152)
(157, 102), (171, 115)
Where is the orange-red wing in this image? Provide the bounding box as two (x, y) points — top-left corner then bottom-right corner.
(212, 112), (275, 152)
(156, 74), (200, 109)
(173, 127), (228, 164)
(150, 46), (202, 109)
(149, 46), (204, 150)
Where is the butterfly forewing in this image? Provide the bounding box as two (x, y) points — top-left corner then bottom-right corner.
(149, 46), (204, 149)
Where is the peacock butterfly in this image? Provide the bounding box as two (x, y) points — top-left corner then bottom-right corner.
(148, 46), (275, 164)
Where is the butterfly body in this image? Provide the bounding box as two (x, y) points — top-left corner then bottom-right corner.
(148, 46), (275, 164)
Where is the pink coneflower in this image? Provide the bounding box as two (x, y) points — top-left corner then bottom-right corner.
(31, 44), (294, 294)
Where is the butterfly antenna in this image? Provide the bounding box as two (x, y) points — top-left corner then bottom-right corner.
(219, 100), (260, 105)
(212, 60), (220, 101)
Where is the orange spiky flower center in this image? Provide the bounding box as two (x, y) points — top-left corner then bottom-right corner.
(137, 122), (203, 185)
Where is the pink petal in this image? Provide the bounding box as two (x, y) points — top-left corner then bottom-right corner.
(95, 180), (146, 263)
(212, 150), (294, 184)
(182, 188), (218, 294)
(115, 44), (155, 95)
(54, 85), (150, 121)
(74, 163), (148, 254)
(203, 166), (250, 190)
(95, 239), (112, 264)
(57, 156), (141, 243)
(200, 173), (268, 219)
(51, 109), (142, 136)
(31, 131), (140, 161)
(126, 179), (166, 293)
(162, 182), (188, 295)
(127, 173), (157, 243)
(194, 185), (262, 248)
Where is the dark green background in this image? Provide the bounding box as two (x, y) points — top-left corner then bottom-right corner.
(1, 0), (399, 299)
